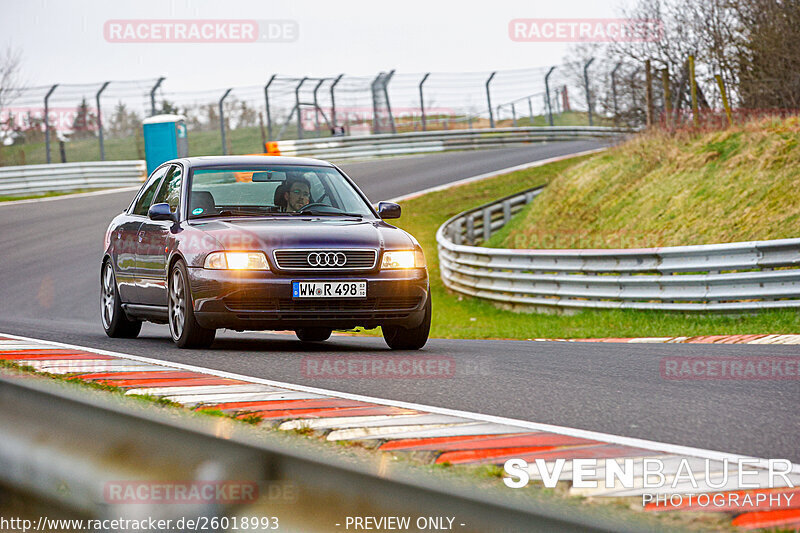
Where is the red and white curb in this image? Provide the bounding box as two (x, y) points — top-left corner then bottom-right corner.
(1, 332), (799, 530)
(536, 335), (800, 345)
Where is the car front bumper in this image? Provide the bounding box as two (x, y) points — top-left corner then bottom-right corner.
(187, 266), (429, 331)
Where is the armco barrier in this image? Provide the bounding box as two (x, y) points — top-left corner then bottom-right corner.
(436, 186), (800, 312)
(269, 126), (630, 160)
(0, 160), (146, 196)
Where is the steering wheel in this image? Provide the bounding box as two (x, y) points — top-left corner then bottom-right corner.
(298, 202), (333, 213)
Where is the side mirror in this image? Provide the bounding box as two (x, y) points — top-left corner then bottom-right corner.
(377, 201), (401, 219)
(148, 202), (177, 222)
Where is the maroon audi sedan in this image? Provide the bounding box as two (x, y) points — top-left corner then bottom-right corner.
(101, 156), (430, 349)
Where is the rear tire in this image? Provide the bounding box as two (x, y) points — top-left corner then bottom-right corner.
(101, 260), (142, 338)
(295, 328), (333, 342)
(168, 260), (216, 349)
(382, 293), (431, 350)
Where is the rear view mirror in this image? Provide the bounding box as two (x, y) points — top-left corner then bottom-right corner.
(377, 202), (401, 219)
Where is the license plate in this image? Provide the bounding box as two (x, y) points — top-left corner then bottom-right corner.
(292, 281), (367, 299)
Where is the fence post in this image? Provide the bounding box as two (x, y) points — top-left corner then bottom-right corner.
(511, 102), (517, 127)
(645, 60), (654, 127)
(219, 88), (232, 155)
(150, 77), (165, 116)
(527, 97), (533, 124)
(611, 62), (622, 125)
(264, 74), (277, 142)
(544, 66), (556, 126)
(295, 77), (307, 139)
(370, 73), (382, 134)
(715, 74), (733, 126)
(419, 72), (430, 131)
(661, 68), (672, 128)
(688, 55), (699, 127)
(95, 81), (110, 161)
(44, 84), (58, 164)
(330, 74), (343, 129)
(583, 57), (595, 126)
(485, 72), (496, 128)
(382, 69), (396, 134)
(312, 79), (325, 136)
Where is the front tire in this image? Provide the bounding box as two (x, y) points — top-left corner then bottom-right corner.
(101, 260), (142, 338)
(168, 260), (216, 349)
(382, 293), (431, 350)
(296, 328), (332, 342)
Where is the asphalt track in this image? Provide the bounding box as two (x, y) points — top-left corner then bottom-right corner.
(1, 140), (797, 463)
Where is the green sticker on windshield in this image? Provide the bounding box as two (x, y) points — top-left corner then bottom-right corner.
(192, 207), (204, 215)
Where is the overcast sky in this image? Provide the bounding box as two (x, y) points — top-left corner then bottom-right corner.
(3, 0), (632, 91)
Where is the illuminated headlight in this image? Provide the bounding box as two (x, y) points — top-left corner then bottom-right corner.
(204, 251), (269, 270)
(381, 250), (425, 269)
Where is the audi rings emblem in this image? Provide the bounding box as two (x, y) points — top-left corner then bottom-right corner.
(307, 252), (347, 267)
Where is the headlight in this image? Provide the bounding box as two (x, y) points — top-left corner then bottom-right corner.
(381, 250), (425, 269)
(204, 251), (269, 270)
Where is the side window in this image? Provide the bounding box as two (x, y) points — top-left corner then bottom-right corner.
(153, 165), (183, 213)
(131, 166), (169, 216)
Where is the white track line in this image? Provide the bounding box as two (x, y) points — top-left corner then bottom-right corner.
(383, 148), (607, 203)
(0, 186), (140, 207)
(3, 331), (797, 473)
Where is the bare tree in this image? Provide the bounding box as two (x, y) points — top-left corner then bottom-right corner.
(0, 46), (25, 143)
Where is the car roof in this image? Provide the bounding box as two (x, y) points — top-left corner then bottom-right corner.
(171, 155), (335, 168)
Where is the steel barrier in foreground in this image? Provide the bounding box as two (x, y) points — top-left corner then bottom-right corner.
(269, 126), (631, 160)
(436, 186), (800, 312)
(0, 375), (662, 533)
(0, 160), (146, 196)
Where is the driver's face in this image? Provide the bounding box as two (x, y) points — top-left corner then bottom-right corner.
(285, 182), (311, 212)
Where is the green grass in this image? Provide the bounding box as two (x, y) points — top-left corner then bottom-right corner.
(0, 188), (106, 202)
(378, 128), (800, 340)
(490, 117), (800, 249)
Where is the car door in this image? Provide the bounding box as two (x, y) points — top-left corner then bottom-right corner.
(115, 166), (169, 303)
(135, 164), (183, 306)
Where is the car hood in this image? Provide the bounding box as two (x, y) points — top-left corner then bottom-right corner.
(191, 217), (416, 251)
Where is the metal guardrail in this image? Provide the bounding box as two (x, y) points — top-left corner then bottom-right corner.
(436, 186), (800, 312)
(0, 160), (146, 196)
(271, 126), (631, 160)
(0, 375), (662, 533)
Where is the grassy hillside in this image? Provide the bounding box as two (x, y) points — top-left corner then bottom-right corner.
(488, 117), (800, 250)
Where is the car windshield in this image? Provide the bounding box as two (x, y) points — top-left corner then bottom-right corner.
(187, 165), (375, 219)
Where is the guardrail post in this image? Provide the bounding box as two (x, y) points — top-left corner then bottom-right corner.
(149, 77), (165, 116)
(264, 74), (277, 142)
(483, 208), (492, 242)
(295, 77), (307, 139)
(583, 57), (595, 126)
(44, 84), (58, 164)
(419, 72), (430, 131)
(312, 78), (325, 136)
(485, 72), (497, 128)
(95, 81), (110, 161)
(611, 62), (622, 125)
(544, 66), (556, 126)
(219, 88), (233, 155)
(330, 74), (343, 129)
(502, 199), (511, 224)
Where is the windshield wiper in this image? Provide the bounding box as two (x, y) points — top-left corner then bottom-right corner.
(291, 210), (363, 218)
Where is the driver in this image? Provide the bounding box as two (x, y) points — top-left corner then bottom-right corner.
(283, 177), (311, 212)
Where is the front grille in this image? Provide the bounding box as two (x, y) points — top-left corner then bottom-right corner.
(273, 249), (377, 270)
(225, 296), (421, 312)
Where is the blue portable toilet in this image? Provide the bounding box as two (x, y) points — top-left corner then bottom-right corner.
(142, 114), (188, 175)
